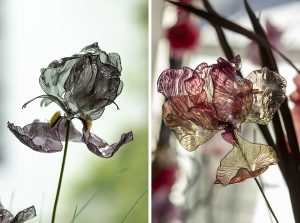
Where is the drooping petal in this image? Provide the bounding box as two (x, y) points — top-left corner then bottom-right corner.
(57, 119), (82, 142)
(7, 121), (63, 153)
(82, 130), (133, 158)
(162, 101), (216, 151)
(0, 204), (36, 223)
(245, 67), (287, 124)
(11, 206), (36, 223)
(210, 63), (253, 129)
(215, 134), (278, 186)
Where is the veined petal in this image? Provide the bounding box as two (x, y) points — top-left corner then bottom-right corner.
(7, 121), (63, 153)
(163, 101), (216, 151)
(245, 67), (287, 124)
(157, 67), (194, 98)
(170, 96), (219, 130)
(215, 134), (278, 186)
(0, 203), (36, 223)
(82, 130), (133, 158)
(11, 206), (36, 223)
(210, 65), (253, 129)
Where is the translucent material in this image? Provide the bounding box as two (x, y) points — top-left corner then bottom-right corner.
(215, 133), (278, 186)
(8, 119), (133, 158)
(82, 130), (133, 158)
(163, 102), (216, 151)
(157, 56), (286, 185)
(158, 56), (258, 150)
(0, 203), (36, 223)
(39, 42), (123, 120)
(245, 67), (287, 124)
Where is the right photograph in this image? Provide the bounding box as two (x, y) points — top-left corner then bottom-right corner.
(151, 1), (300, 223)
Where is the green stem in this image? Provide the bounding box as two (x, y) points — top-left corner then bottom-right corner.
(254, 178), (279, 223)
(233, 131), (279, 223)
(51, 119), (71, 223)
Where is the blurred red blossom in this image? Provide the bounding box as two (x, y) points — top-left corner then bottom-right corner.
(166, 0), (200, 59)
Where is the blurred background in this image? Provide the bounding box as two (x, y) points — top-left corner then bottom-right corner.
(152, 0), (300, 223)
(0, 0), (148, 222)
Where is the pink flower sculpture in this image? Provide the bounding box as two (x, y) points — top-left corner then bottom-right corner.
(157, 55), (286, 185)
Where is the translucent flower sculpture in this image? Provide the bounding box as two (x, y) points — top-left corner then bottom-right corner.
(157, 55), (286, 185)
(8, 43), (133, 158)
(0, 202), (36, 223)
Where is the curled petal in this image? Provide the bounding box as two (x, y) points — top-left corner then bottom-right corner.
(11, 206), (36, 223)
(245, 67), (287, 124)
(215, 134), (278, 186)
(157, 67), (194, 98)
(7, 121), (63, 153)
(82, 130), (133, 158)
(0, 204), (36, 223)
(162, 101), (216, 151)
(0, 209), (14, 223)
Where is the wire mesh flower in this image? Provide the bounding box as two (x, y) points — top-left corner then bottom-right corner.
(0, 202), (36, 223)
(157, 55), (286, 185)
(8, 43), (133, 158)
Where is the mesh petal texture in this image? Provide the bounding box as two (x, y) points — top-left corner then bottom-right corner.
(158, 55), (258, 151)
(8, 121), (63, 153)
(245, 67), (287, 124)
(39, 42), (123, 120)
(0, 204), (36, 223)
(162, 102), (216, 151)
(215, 134), (278, 186)
(82, 130), (133, 158)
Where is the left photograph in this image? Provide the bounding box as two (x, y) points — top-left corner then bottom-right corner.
(0, 0), (148, 222)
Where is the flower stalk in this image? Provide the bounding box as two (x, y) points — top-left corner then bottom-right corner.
(51, 119), (71, 223)
(254, 178), (279, 223)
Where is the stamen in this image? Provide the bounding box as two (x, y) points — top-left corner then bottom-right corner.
(85, 119), (93, 131)
(50, 111), (62, 127)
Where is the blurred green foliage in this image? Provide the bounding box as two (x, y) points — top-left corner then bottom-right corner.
(70, 126), (148, 223)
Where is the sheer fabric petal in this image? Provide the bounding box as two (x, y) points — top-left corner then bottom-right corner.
(215, 134), (278, 186)
(82, 130), (133, 158)
(162, 102), (216, 151)
(245, 67), (287, 124)
(38, 42), (122, 120)
(157, 67), (194, 98)
(0, 205), (36, 223)
(0, 209), (14, 223)
(11, 206), (36, 223)
(210, 60), (253, 129)
(7, 121), (63, 153)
